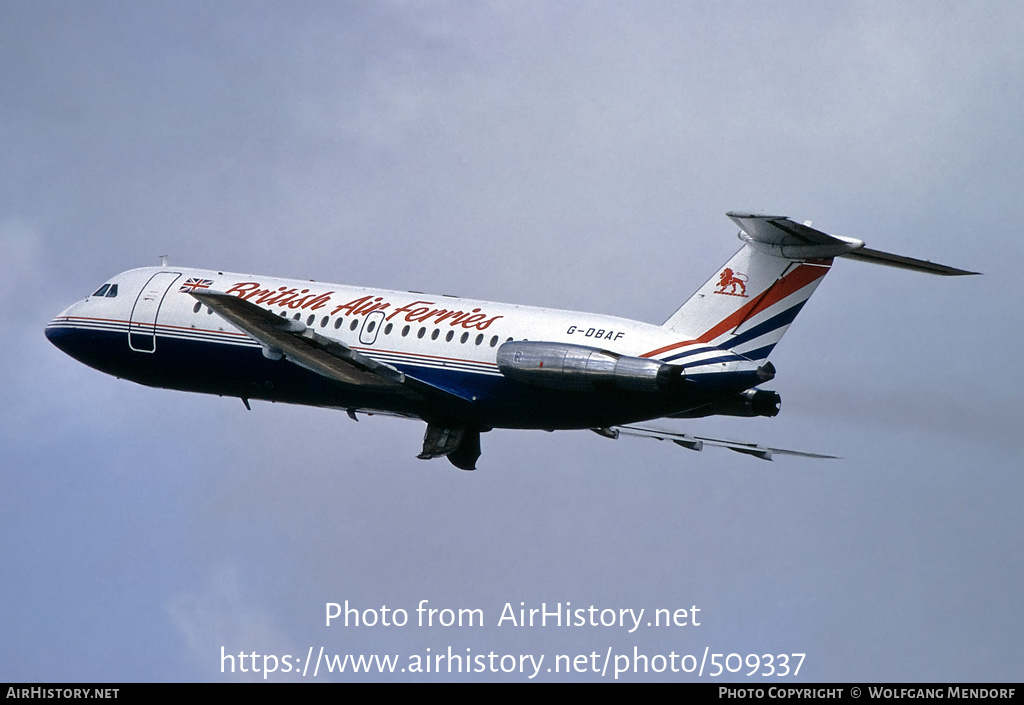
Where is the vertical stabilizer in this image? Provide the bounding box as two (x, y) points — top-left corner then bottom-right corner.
(661, 238), (832, 362)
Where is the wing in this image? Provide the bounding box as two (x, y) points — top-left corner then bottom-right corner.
(599, 424), (839, 461)
(189, 290), (476, 405)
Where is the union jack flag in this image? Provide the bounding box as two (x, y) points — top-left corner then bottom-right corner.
(179, 278), (214, 293)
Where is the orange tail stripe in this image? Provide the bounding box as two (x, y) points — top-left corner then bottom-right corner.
(642, 261), (832, 358)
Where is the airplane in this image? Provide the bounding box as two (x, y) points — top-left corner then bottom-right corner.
(45, 212), (976, 470)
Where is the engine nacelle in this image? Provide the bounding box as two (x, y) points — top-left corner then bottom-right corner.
(496, 341), (684, 392)
(671, 389), (781, 418)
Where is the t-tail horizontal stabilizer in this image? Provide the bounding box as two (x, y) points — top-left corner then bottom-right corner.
(726, 212), (979, 276)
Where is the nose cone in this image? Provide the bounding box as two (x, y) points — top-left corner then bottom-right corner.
(45, 301), (103, 367)
(46, 304), (79, 352)
(45, 316), (78, 354)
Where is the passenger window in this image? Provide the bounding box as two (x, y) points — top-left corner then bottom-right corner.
(431, 329), (439, 340)
(460, 332), (469, 344)
(401, 325), (410, 337)
(489, 336), (498, 347)
(320, 316), (329, 328)
(446, 330), (454, 342)
(307, 315), (315, 326)
(475, 334), (483, 345)
(193, 302), (202, 314)
(350, 319), (359, 331)
(417, 327), (426, 339)
(384, 323), (393, 335)
(334, 318), (344, 329)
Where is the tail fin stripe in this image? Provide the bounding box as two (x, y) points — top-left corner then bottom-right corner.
(733, 343), (776, 362)
(660, 345), (724, 363)
(721, 300), (808, 351)
(732, 262), (830, 332)
(642, 261), (830, 359)
(641, 337), (700, 359)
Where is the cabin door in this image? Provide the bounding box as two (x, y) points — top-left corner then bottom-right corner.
(129, 272), (180, 352)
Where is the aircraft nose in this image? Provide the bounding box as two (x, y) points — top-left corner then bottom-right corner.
(45, 306), (80, 355)
(45, 300), (96, 361)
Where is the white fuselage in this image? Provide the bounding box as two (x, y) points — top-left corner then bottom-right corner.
(46, 265), (762, 431)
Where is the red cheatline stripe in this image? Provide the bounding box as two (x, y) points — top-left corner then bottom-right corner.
(641, 261), (832, 358)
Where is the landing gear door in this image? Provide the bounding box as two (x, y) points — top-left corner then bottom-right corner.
(129, 272), (181, 352)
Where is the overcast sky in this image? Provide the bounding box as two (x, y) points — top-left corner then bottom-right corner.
(2, 0), (1022, 682)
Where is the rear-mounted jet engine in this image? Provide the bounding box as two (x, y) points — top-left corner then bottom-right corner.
(496, 340), (685, 392)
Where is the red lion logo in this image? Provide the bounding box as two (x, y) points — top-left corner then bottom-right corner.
(714, 268), (748, 297)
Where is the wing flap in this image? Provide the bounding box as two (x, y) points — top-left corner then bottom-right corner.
(610, 423), (838, 461)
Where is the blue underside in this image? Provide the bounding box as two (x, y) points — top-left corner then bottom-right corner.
(46, 326), (764, 430)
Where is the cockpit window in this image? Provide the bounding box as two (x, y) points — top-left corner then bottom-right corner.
(91, 283), (119, 298)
